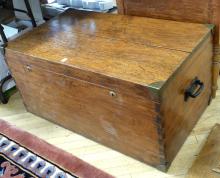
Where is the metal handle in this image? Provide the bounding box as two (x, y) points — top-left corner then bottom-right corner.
(184, 77), (204, 102)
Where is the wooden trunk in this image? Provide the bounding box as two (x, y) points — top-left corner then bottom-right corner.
(116, 0), (220, 98)
(5, 9), (214, 171)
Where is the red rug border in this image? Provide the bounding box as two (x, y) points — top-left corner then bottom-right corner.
(0, 119), (113, 178)
(0, 132), (78, 178)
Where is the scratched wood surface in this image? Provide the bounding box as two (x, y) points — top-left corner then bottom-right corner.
(5, 9), (214, 170)
(161, 35), (213, 166)
(6, 9), (213, 87)
(116, 0), (220, 99)
(7, 55), (162, 167)
(0, 79), (219, 178)
(116, 0), (220, 44)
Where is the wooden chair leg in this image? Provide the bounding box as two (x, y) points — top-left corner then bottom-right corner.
(212, 45), (220, 98)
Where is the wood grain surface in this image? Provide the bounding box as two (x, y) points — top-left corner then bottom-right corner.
(187, 124), (220, 178)
(116, 0), (220, 98)
(6, 54), (164, 167)
(6, 9), (212, 87)
(161, 34), (213, 166)
(116, 0), (220, 44)
(5, 9), (214, 171)
(0, 82), (219, 178)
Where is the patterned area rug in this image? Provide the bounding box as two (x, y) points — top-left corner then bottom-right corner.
(0, 119), (113, 178)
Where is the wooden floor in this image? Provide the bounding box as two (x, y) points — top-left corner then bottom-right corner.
(0, 79), (220, 178)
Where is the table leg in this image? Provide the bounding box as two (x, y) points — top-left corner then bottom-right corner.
(212, 45), (220, 98)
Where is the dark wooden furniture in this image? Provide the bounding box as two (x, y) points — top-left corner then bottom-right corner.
(5, 9), (214, 171)
(116, 0), (220, 98)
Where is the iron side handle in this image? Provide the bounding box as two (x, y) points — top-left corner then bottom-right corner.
(184, 77), (204, 102)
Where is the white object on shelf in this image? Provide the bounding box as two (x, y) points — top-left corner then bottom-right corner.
(82, 0), (113, 10)
(41, 3), (69, 17)
(98, 1), (113, 10)
(57, 0), (69, 5)
(82, 0), (99, 9)
(69, 0), (83, 7)
(48, 0), (114, 12)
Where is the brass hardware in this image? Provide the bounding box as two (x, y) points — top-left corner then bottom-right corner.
(109, 91), (116, 97)
(26, 65), (32, 72)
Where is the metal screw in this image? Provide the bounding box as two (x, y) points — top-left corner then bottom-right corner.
(109, 91), (117, 97)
